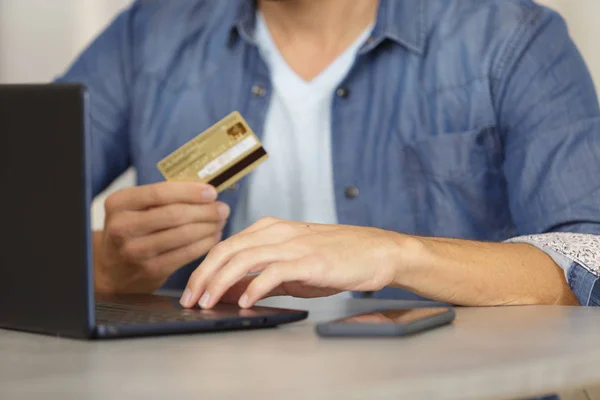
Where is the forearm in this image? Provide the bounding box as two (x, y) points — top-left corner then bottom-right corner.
(390, 235), (579, 306)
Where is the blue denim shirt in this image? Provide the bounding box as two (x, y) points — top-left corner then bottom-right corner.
(57, 0), (600, 304)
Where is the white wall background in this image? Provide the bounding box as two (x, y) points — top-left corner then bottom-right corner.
(0, 0), (132, 82)
(0, 0), (598, 230)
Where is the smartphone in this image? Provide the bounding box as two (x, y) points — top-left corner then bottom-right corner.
(315, 307), (455, 337)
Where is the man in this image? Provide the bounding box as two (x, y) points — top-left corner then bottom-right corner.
(58, 0), (600, 309)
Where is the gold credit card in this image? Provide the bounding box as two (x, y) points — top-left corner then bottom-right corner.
(157, 111), (268, 192)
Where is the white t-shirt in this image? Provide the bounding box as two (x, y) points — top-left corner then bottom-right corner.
(231, 14), (373, 233)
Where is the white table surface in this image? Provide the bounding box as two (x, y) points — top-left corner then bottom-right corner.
(2, 296), (600, 400)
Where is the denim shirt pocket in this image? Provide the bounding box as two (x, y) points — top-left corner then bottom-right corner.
(403, 126), (514, 239)
(404, 126), (502, 181)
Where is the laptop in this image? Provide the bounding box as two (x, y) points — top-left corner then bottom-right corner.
(0, 83), (308, 339)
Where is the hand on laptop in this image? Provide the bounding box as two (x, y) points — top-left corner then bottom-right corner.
(93, 182), (230, 293)
(179, 218), (405, 309)
(179, 216), (580, 309)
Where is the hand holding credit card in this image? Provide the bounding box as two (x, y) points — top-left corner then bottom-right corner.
(157, 112), (268, 192)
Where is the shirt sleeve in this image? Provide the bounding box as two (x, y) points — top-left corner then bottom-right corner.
(507, 233), (600, 306)
(55, 3), (138, 197)
(495, 7), (600, 235)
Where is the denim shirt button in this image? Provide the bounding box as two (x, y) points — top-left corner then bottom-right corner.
(251, 84), (267, 97)
(336, 87), (350, 98)
(344, 185), (360, 199)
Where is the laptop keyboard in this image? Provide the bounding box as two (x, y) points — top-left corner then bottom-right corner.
(95, 302), (214, 325)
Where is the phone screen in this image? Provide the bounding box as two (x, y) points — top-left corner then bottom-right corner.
(333, 308), (451, 325)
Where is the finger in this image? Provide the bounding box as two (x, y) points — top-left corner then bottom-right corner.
(238, 261), (309, 308)
(121, 222), (222, 262)
(218, 276), (287, 304)
(193, 221), (301, 290)
(191, 244), (300, 309)
(143, 234), (221, 278)
(105, 182), (218, 213)
(110, 202), (229, 237)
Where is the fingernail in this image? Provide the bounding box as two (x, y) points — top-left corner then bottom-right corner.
(180, 288), (192, 306)
(239, 294), (249, 308)
(218, 203), (230, 219)
(199, 292), (211, 308)
(202, 187), (217, 202)
(215, 231), (223, 242)
(218, 219), (227, 230)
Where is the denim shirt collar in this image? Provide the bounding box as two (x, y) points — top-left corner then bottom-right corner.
(233, 0), (426, 56)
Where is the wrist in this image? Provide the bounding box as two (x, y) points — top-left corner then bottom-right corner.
(384, 231), (430, 288)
